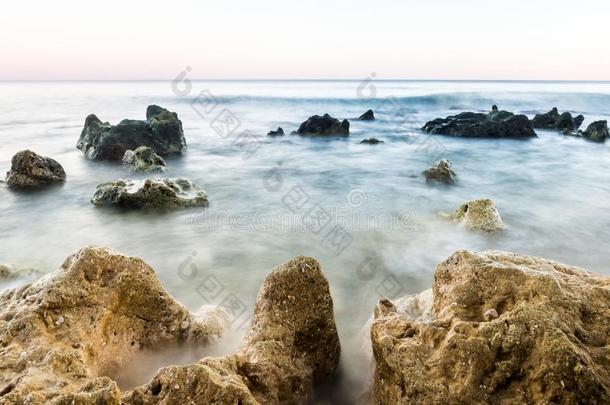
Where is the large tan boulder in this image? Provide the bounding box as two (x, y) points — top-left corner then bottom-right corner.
(371, 250), (610, 404)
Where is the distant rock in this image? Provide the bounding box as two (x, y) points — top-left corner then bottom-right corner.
(297, 114), (350, 136)
(582, 120), (609, 142)
(91, 178), (207, 209)
(358, 109), (375, 121)
(360, 138), (384, 144)
(423, 159), (456, 184)
(122, 146), (166, 172)
(5, 150), (66, 190)
(422, 107), (536, 138)
(532, 107), (584, 132)
(0, 264), (42, 281)
(267, 127), (285, 136)
(440, 198), (504, 232)
(77, 105), (186, 161)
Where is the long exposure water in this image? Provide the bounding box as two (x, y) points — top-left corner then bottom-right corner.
(1, 80), (610, 402)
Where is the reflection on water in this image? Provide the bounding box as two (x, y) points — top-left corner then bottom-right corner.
(1, 80), (610, 402)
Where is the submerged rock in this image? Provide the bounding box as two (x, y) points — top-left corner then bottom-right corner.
(267, 127), (285, 136)
(122, 146), (166, 172)
(91, 178), (207, 209)
(358, 109), (375, 121)
(77, 105), (186, 161)
(5, 150), (66, 190)
(297, 114), (350, 136)
(423, 159), (456, 184)
(532, 107), (585, 132)
(422, 106), (536, 138)
(582, 120), (609, 142)
(360, 138), (383, 144)
(0, 246), (226, 404)
(440, 198), (504, 232)
(371, 250), (610, 404)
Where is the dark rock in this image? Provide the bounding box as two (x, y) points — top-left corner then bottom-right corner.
(532, 108), (584, 132)
(422, 108), (536, 138)
(297, 114), (349, 136)
(491, 105), (499, 113)
(423, 159), (456, 184)
(267, 127), (285, 136)
(77, 105), (186, 161)
(582, 120), (609, 142)
(360, 138), (384, 144)
(122, 146), (166, 172)
(359, 109), (375, 121)
(5, 150), (66, 190)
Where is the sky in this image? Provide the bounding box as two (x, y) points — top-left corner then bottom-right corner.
(1, 0), (610, 81)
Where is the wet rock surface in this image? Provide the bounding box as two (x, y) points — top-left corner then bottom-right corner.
(440, 198), (504, 232)
(5, 150), (66, 190)
(371, 250), (610, 404)
(91, 178), (208, 209)
(360, 138), (383, 144)
(77, 105), (186, 161)
(122, 146), (166, 172)
(582, 120), (609, 142)
(423, 159), (456, 184)
(297, 114), (350, 136)
(422, 107), (536, 138)
(358, 109), (375, 121)
(532, 107), (584, 132)
(267, 127), (285, 136)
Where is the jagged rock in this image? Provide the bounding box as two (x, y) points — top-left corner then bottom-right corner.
(124, 256), (341, 404)
(360, 138), (383, 144)
(440, 199), (504, 232)
(267, 127), (285, 137)
(531, 107), (584, 132)
(422, 107), (536, 138)
(297, 114), (350, 136)
(0, 247), (226, 404)
(122, 146), (166, 172)
(371, 250), (610, 404)
(582, 120), (609, 142)
(77, 105), (186, 161)
(5, 150), (66, 190)
(423, 159), (456, 184)
(358, 110), (375, 121)
(91, 178), (207, 209)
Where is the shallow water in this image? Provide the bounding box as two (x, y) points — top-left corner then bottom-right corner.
(1, 80), (610, 402)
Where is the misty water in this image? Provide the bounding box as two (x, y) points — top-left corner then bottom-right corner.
(1, 80), (610, 402)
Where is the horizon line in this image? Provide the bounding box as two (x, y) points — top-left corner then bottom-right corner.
(2, 78), (610, 83)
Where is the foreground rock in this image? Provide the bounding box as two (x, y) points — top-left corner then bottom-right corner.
(267, 127), (285, 136)
(582, 120), (609, 142)
(360, 138), (383, 144)
(371, 250), (610, 404)
(358, 109), (375, 121)
(122, 146), (166, 172)
(77, 105), (186, 161)
(440, 198), (504, 232)
(91, 178), (207, 209)
(422, 106), (536, 138)
(296, 114), (350, 136)
(532, 107), (584, 132)
(125, 256), (340, 404)
(423, 159), (456, 184)
(5, 150), (66, 190)
(0, 246), (226, 403)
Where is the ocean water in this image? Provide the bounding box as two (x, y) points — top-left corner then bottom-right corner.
(1, 80), (610, 402)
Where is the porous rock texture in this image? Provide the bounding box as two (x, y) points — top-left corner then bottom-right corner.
(441, 198), (504, 232)
(371, 250), (610, 404)
(423, 159), (456, 184)
(5, 150), (66, 190)
(122, 146), (166, 172)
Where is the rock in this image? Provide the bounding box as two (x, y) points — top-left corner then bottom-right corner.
(0, 246), (226, 403)
(0, 264), (42, 282)
(267, 127), (285, 136)
(531, 108), (584, 132)
(423, 159), (456, 184)
(124, 256), (340, 404)
(483, 308), (499, 321)
(5, 150), (66, 190)
(122, 146), (166, 172)
(77, 105), (186, 161)
(440, 199), (504, 232)
(582, 120), (609, 142)
(358, 109), (375, 121)
(422, 107), (536, 138)
(371, 250), (610, 404)
(297, 114), (350, 136)
(360, 138), (383, 144)
(491, 105), (499, 113)
(91, 178), (208, 209)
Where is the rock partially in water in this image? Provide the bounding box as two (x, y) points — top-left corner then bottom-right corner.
(0, 246), (226, 404)
(0, 264), (42, 282)
(582, 120), (609, 142)
(360, 138), (384, 144)
(122, 146), (166, 172)
(423, 159), (456, 184)
(297, 114), (350, 136)
(124, 256), (341, 404)
(440, 198), (504, 232)
(532, 107), (585, 132)
(371, 250), (610, 404)
(422, 107), (536, 138)
(5, 150), (66, 190)
(358, 109), (375, 121)
(267, 127), (285, 136)
(77, 105), (186, 161)
(91, 178), (208, 209)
